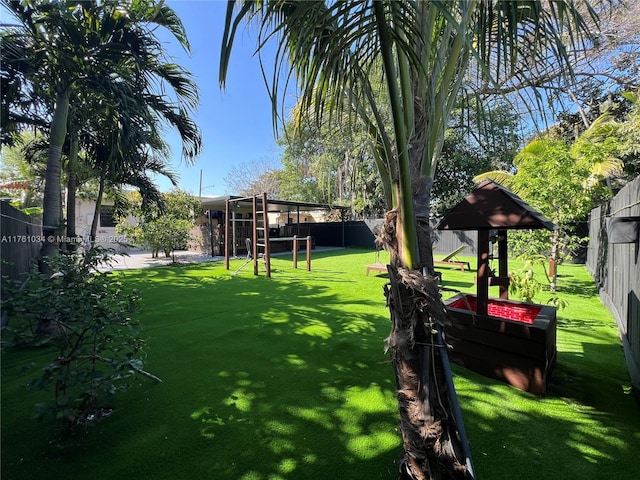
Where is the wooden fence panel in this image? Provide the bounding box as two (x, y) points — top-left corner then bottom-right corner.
(1, 201), (42, 285)
(586, 176), (640, 389)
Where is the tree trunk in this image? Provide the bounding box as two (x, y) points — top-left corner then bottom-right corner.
(65, 133), (79, 252)
(41, 90), (70, 264)
(379, 173), (474, 480)
(549, 230), (559, 292)
(381, 221), (474, 480)
(90, 174), (106, 248)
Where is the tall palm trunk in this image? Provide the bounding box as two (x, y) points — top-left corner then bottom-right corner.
(65, 133), (79, 252)
(90, 173), (106, 248)
(380, 176), (473, 480)
(41, 90), (70, 264)
(372, 4), (474, 475)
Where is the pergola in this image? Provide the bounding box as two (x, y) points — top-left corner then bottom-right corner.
(201, 194), (349, 277)
(200, 195), (348, 254)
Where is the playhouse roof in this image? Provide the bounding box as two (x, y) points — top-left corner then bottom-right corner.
(436, 180), (555, 231)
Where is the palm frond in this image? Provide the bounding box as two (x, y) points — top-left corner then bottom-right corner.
(473, 170), (515, 187)
(514, 138), (555, 164)
(589, 156), (624, 178)
(574, 112), (618, 144)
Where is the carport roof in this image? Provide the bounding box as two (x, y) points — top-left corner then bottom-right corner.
(199, 195), (350, 214)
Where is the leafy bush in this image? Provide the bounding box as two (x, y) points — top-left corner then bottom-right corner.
(508, 260), (544, 303)
(1, 248), (153, 429)
(116, 189), (202, 259)
(509, 256), (568, 309)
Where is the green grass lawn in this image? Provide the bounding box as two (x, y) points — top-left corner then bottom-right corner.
(2, 248), (639, 479)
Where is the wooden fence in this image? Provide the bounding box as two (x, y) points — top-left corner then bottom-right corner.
(586, 176), (640, 390)
(1, 201), (42, 286)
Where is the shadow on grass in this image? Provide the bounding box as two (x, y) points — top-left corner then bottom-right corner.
(124, 258), (401, 479)
(455, 371), (637, 480)
(556, 277), (600, 299)
(3, 250), (639, 480)
(1, 250), (404, 480)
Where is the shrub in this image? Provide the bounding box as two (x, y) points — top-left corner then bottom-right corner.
(509, 256), (568, 309)
(1, 248), (154, 429)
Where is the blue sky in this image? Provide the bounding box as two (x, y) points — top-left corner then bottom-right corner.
(156, 1), (291, 196)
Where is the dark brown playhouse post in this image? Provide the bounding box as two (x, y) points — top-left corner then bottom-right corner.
(306, 236), (311, 271)
(224, 198), (230, 270)
(497, 229), (509, 299)
(476, 230), (490, 317)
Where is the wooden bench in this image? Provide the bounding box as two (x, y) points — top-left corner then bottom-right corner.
(366, 263), (387, 276)
(433, 245), (471, 271)
(434, 259), (470, 271)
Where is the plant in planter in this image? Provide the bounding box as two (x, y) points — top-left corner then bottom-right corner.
(509, 256), (568, 309)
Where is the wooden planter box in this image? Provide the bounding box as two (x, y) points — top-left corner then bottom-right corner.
(443, 293), (557, 395)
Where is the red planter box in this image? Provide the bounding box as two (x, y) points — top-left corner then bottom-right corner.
(444, 293), (557, 395)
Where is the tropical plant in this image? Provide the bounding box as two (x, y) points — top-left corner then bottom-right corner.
(475, 113), (624, 291)
(220, 1), (608, 478)
(508, 256), (569, 310)
(1, 0), (201, 261)
(617, 90), (640, 180)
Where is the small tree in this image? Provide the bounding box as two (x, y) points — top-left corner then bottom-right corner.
(117, 189), (201, 259)
(1, 248), (153, 429)
(476, 115), (624, 291)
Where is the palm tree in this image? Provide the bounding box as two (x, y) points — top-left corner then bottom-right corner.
(1, 0), (200, 260)
(221, 2), (605, 478)
(74, 63), (199, 246)
(84, 119), (180, 246)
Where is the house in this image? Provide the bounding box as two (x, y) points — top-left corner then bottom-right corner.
(74, 200), (133, 251)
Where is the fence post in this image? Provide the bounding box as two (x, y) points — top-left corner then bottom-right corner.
(293, 235), (298, 269)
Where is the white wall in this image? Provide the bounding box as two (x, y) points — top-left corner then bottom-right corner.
(75, 200), (135, 251)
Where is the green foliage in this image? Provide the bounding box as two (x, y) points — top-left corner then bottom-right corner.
(496, 137), (595, 280)
(432, 129), (501, 217)
(116, 189), (201, 258)
(508, 229), (584, 265)
(511, 137), (597, 221)
(0, 134), (47, 211)
(277, 118), (386, 217)
(433, 100), (521, 216)
(618, 90), (640, 181)
(1, 248), (145, 428)
(2, 0), (201, 258)
(0, 131), (96, 215)
(480, 118), (623, 289)
(509, 261), (544, 303)
(508, 256), (567, 309)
